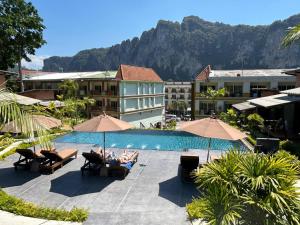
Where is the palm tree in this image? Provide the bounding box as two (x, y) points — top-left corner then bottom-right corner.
(282, 24), (300, 47)
(200, 87), (226, 114)
(0, 89), (51, 148)
(58, 80), (79, 99)
(187, 150), (300, 225)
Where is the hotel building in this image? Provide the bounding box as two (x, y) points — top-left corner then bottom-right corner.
(164, 81), (192, 114)
(193, 65), (296, 119)
(22, 64), (165, 128)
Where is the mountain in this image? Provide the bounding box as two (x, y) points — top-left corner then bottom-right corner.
(43, 14), (300, 81)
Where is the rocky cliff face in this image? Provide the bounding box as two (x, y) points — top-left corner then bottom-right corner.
(43, 14), (300, 81)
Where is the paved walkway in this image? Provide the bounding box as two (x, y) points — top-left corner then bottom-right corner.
(0, 143), (216, 225)
(0, 210), (82, 225)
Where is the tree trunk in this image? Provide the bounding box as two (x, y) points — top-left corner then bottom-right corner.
(18, 58), (24, 92)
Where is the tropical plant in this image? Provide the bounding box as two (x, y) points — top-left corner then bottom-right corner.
(219, 108), (238, 126)
(0, 89), (51, 149)
(187, 150), (300, 225)
(201, 88), (226, 114)
(59, 97), (95, 126)
(247, 113), (264, 135)
(58, 80), (79, 99)
(0, 0), (46, 91)
(282, 24), (300, 47)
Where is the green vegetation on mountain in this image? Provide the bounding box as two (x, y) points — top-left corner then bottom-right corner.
(44, 14), (300, 81)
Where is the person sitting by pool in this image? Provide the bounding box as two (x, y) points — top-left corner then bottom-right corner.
(91, 148), (113, 160)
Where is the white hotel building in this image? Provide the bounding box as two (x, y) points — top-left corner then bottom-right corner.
(193, 65), (296, 119)
(22, 64), (165, 128)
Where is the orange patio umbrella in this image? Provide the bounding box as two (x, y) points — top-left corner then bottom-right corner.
(180, 117), (247, 162)
(74, 113), (134, 161)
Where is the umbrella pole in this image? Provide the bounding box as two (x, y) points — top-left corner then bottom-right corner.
(206, 138), (211, 163)
(103, 131), (106, 165)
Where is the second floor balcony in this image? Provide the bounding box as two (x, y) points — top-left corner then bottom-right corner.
(90, 90), (119, 96)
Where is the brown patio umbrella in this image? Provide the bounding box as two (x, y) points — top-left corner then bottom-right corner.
(180, 117), (247, 162)
(1, 115), (62, 133)
(73, 113), (134, 161)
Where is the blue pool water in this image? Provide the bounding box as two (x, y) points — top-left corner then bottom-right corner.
(55, 130), (246, 151)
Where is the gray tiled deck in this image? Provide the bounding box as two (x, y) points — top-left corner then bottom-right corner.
(0, 143), (218, 225)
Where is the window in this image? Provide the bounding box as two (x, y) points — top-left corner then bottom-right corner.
(96, 100), (102, 107)
(171, 88), (176, 93)
(250, 83), (268, 97)
(225, 84), (243, 97)
(200, 84), (215, 92)
(110, 85), (117, 95)
(179, 94), (185, 99)
(95, 85), (101, 92)
(171, 94), (176, 99)
(110, 101), (118, 109)
(180, 88), (185, 93)
(199, 102), (215, 115)
(278, 84), (295, 91)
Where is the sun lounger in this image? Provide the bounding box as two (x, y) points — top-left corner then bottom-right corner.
(14, 149), (46, 170)
(40, 149), (78, 173)
(180, 153), (199, 183)
(81, 151), (105, 175)
(108, 151), (139, 179)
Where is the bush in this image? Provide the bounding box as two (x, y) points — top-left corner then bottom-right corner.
(0, 189), (88, 222)
(187, 150), (300, 224)
(246, 135), (256, 146)
(247, 113), (264, 135)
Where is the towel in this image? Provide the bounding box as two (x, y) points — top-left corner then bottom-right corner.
(121, 161), (133, 170)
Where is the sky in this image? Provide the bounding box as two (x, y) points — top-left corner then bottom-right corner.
(26, 0), (300, 69)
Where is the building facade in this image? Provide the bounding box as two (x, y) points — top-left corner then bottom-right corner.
(22, 64), (164, 128)
(164, 81), (192, 115)
(193, 65), (296, 119)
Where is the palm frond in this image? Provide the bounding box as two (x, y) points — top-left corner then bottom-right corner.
(282, 24), (300, 47)
(0, 89), (52, 149)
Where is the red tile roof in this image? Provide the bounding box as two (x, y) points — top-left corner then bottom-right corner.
(116, 64), (163, 82)
(195, 65), (211, 81)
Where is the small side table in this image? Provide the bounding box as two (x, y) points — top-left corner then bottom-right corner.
(100, 166), (108, 177)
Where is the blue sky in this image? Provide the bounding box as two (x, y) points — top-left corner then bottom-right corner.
(25, 0), (300, 68)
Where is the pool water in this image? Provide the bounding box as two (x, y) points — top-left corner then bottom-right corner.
(55, 130), (246, 151)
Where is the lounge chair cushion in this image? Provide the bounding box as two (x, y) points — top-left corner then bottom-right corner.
(57, 149), (77, 160)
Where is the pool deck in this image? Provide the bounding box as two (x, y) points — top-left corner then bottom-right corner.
(0, 143), (221, 225)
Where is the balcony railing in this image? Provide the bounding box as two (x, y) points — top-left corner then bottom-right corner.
(90, 106), (119, 112)
(90, 90), (119, 96)
(224, 92), (243, 97)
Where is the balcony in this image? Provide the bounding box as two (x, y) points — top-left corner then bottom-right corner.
(90, 106), (119, 112)
(90, 90), (119, 96)
(225, 92), (243, 98)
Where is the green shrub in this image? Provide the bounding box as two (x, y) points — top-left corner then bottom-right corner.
(246, 135), (256, 146)
(0, 189), (88, 222)
(246, 113), (264, 135)
(187, 150), (300, 224)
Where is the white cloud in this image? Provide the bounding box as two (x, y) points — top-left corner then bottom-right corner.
(21, 55), (50, 70)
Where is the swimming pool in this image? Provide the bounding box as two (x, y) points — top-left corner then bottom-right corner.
(55, 130), (246, 151)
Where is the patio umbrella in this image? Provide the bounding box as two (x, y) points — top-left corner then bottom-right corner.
(180, 117), (247, 162)
(1, 115), (62, 133)
(73, 113), (134, 162)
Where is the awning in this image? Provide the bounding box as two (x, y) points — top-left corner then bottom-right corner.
(40, 100), (65, 108)
(232, 102), (256, 111)
(0, 92), (41, 106)
(247, 94), (300, 108)
(280, 87), (300, 96)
